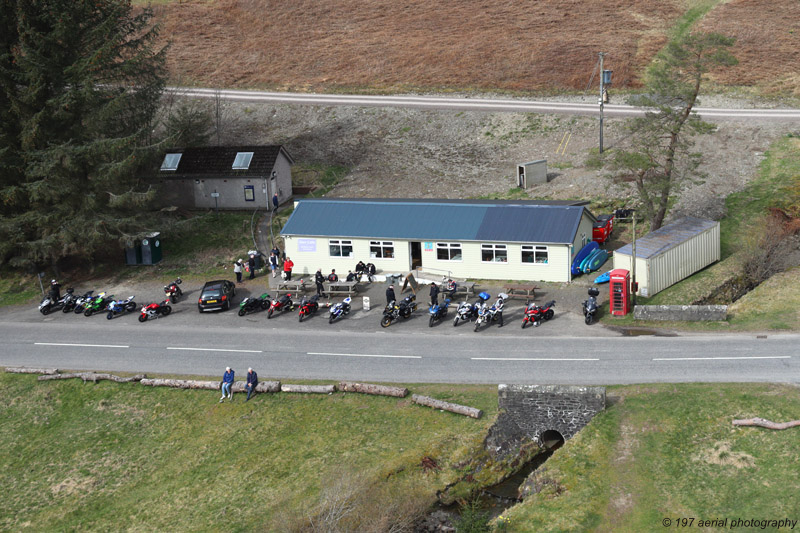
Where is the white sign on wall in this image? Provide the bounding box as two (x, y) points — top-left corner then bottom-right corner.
(297, 238), (317, 252)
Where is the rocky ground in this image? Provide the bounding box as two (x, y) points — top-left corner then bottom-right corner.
(212, 93), (798, 225)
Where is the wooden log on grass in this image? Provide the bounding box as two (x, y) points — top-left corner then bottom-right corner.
(412, 394), (483, 419)
(6, 367), (59, 375)
(140, 378), (221, 390)
(234, 381), (281, 393)
(733, 417), (800, 430)
(281, 383), (336, 394)
(338, 381), (408, 397)
(39, 372), (146, 383)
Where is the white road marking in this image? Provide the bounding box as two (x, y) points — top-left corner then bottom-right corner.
(35, 342), (129, 348)
(652, 356), (791, 361)
(167, 347), (263, 353)
(472, 357), (599, 361)
(308, 352), (421, 359)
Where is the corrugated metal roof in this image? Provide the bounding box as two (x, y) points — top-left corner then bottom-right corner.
(615, 217), (719, 259)
(281, 199), (589, 244)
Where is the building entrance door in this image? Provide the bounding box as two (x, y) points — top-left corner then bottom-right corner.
(410, 242), (422, 270)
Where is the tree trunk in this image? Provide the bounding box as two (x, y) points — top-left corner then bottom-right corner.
(140, 378), (221, 390)
(5, 367), (59, 375)
(733, 417), (800, 430)
(281, 384), (336, 394)
(411, 394), (483, 419)
(237, 381), (281, 393)
(338, 381), (408, 398)
(38, 372), (146, 383)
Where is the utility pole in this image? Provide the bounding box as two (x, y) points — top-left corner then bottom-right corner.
(598, 52), (605, 154)
(631, 209), (637, 307)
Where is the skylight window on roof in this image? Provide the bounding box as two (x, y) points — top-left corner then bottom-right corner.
(232, 152), (254, 170)
(160, 153), (182, 171)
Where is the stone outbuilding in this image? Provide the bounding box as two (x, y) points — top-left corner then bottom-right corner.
(155, 145), (293, 210)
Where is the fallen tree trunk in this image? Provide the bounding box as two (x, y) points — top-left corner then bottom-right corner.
(235, 381), (281, 393)
(140, 378), (221, 390)
(39, 372), (146, 383)
(6, 367), (59, 375)
(412, 394), (483, 419)
(338, 381), (408, 398)
(281, 384), (336, 394)
(733, 417), (800, 430)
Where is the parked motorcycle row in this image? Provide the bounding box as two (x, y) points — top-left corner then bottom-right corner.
(38, 279), (183, 322)
(38, 278), (600, 329)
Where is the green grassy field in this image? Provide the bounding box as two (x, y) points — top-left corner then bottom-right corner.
(2, 374), (798, 531)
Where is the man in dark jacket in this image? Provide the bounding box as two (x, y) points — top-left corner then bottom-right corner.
(245, 367), (258, 401)
(49, 280), (61, 301)
(272, 193), (279, 211)
(327, 269), (339, 282)
(248, 255), (256, 280)
(314, 268), (325, 296)
(429, 282), (440, 307)
(385, 285), (396, 306)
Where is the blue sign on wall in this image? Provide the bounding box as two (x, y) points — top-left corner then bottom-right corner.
(297, 238), (316, 252)
(424, 242), (433, 251)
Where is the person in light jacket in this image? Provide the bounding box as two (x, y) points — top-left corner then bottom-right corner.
(233, 260), (243, 283)
(220, 367), (235, 402)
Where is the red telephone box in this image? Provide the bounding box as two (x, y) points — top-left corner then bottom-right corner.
(609, 269), (631, 316)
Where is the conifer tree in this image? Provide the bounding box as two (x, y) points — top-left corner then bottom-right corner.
(0, 0), (166, 269)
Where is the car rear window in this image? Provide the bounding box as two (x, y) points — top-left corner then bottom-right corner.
(202, 286), (222, 298)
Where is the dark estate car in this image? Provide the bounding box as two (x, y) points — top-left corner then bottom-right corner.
(198, 280), (236, 312)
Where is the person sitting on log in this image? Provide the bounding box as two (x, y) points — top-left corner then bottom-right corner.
(245, 367), (258, 402)
(220, 367), (234, 402)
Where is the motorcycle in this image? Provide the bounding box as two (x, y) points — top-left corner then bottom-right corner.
(474, 301), (501, 332)
(381, 294), (417, 328)
(297, 294), (320, 322)
(328, 297), (352, 323)
(582, 288), (599, 325)
(428, 298), (451, 327)
(72, 291), (95, 314)
(139, 300), (172, 322)
(453, 292), (490, 327)
(521, 300), (556, 328)
(60, 289), (83, 313)
(164, 278), (183, 304)
(106, 296), (137, 319)
(83, 292), (113, 317)
(39, 288), (74, 315)
(238, 293), (271, 316)
(267, 293), (294, 319)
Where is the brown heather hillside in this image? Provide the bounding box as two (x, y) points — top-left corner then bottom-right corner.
(151, 0), (800, 94)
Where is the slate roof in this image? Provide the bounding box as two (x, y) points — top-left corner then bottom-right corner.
(157, 145), (292, 178)
(281, 199), (594, 244)
(615, 217), (719, 259)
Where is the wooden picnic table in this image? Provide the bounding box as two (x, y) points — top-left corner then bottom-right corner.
(504, 284), (539, 303)
(275, 280), (309, 295)
(327, 281), (359, 296)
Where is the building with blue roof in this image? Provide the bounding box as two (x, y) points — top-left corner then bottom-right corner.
(280, 198), (598, 282)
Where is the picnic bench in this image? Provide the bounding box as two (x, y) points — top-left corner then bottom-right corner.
(449, 281), (475, 298)
(326, 281), (359, 296)
(275, 280), (309, 295)
(504, 284), (539, 303)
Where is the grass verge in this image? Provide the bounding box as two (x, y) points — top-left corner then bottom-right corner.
(495, 382), (800, 532)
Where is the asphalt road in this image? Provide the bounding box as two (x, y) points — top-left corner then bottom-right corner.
(168, 87), (800, 121)
(2, 304), (797, 385)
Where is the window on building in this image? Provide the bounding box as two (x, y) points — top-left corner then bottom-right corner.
(369, 241), (394, 259)
(329, 239), (353, 258)
(244, 185), (255, 201)
(160, 153), (181, 171)
(481, 244), (508, 263)
(522, 245), (549, 264)
(232, 152), (254, 170)
(436, 242), (462, 261)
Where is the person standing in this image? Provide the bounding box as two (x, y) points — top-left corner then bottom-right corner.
(314, 268), (325, 297)
(429, 282), (440, 307)
(248, 255), (256, 280)
(245, 367), (258, 401)
(220, 367), (235, 402)
(49, 280), (61, 301)
(494, 294), (506, 328)
(233, 260), (243, 283)
(283, 257), (294, 281)
(272, 192), (279, 211)
(269, 252), (279, 278)
(385, 284), (396, 306)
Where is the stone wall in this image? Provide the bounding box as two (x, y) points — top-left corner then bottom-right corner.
(485, 384), (606, 458)
(634, 305), (728, 321)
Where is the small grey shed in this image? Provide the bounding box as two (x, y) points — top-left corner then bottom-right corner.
(613, 217), (720, 297)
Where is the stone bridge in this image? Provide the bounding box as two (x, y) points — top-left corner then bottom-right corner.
(485, 384), (606, 457)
